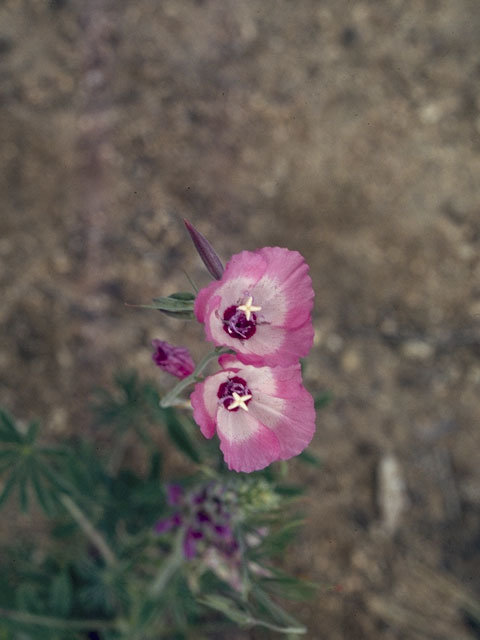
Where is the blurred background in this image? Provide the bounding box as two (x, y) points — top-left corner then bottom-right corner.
(1, 0), (480, 638)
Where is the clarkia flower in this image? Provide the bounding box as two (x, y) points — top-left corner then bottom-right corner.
(151, 339), (195, 379)
(194, 247), (314, 367)
(190, 354), (316, 473)
(154, 483), (238, 559)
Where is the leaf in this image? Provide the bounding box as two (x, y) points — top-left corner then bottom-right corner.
(25, 421), (40, 445)
(252, 586), (307, 632)
(184, 219), (224, 280)
(0, 409), (23, 444)
(259, 571), (317, 601)
(275, 484), (305, 497)
(31, 464), (58, 516)
(0, 409), (22, 437)
(198, 595), (252, 626)
(250, 519), (304, 559)
(148, 292), (196, 319)
(314, 390), (333, 410)
(0, 467), (19, 508)
(49, 571), (73, 617)
(297, 449), (323, 467)
(18, 463), (30, 512)
(164, 409), (201, 463)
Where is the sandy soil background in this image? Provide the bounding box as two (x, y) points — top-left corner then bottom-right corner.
(1, 0), (480, 638)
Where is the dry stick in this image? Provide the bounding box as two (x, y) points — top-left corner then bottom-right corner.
(60, 494), (117, 567)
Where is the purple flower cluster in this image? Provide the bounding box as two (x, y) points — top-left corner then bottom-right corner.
(154, 483), (238, 560)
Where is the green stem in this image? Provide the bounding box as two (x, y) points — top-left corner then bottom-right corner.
(60, 494), (117, 567)
(160, 347), (232, 408)
(0, 608), (117, 631)
(148, 531), (184, 599)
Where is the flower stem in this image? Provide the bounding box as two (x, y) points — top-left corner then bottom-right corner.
(60, 494), (117, 567)
(160, 347), (232, 408)
(148, 531), (184, 599)
(0, 608), (117, 631)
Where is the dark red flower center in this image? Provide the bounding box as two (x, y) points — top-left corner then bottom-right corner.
(153, 346), (167, 363)
(222, 305), (257, 340)
(217, 376), (252, 411)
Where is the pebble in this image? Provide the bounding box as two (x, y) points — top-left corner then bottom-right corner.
(401, 340), (434, 360)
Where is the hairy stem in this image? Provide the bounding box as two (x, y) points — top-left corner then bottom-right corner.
(160, 347), (232, 408)
(60, 494), (117, 567)
(149, 532), (184, 599)
(0, 608), (117, 631)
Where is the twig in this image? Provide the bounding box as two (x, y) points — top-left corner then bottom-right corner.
(60, 494), (117, 567)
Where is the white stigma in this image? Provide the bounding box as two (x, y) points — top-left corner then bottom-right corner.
(236, 296), (262, 321)
(227, 391), (252, 412)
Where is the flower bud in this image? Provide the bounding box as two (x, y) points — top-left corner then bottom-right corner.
(184, 219), (224, 280)
(152, 340), (195, 379)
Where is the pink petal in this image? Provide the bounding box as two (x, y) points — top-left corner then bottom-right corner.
(255, 247), (314, 330)
(190, 371), (228, 439)
(194, 248), (314, 367)
(216, 408), (281, 473)
(249, 386), (316, 459)
(194, 280), (220, 323)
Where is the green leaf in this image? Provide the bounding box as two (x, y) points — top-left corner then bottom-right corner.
(252, 586), (306, 632)
(314, 390), (333, 410)
(297, 449), (323, 467)
(198, 595), (252, 626)
(18, 463), (30, 512)
(49, 571), (73, 617)
(31, 464), (58, 516)
(0, 467), (19, 508)
(250, 519), (304, 558)
(25, 421), (40, 445)
(149, 292), (196, 319)
(164, 409), (201, 463)
(0, 409), (23, 444)
(259, 571), (317, 601)
(275, 484), (305, 497)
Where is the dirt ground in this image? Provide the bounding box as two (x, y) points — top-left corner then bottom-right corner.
(1, 0), (480, 638)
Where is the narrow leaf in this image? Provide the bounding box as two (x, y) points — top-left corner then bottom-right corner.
(164, 409), (201, 463)
(184, 219), (224, 280)
(0, 467), (19, 508)
(49, 571), (73, 617)
(314, 391), (333, 410)
(297, 450), (323, 467)
(198, 595), (251, 626)
(31, 464), (58, 516)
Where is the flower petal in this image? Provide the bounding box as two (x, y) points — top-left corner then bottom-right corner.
(194, 248), (314, 367)
(249, 386), (316, 459)
(190, 371), (228, 438)
(216, 407), (280, 473)
(255, 247), (314, 329)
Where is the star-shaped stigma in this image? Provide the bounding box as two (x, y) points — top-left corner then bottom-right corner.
(236, 296), (262, 321)
(227, 391), (252, 412)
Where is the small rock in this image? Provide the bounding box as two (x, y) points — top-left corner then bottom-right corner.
(377, 454), (407, 534)
(401, 340), (434, 360)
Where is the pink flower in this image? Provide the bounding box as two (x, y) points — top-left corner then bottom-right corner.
(194, 247), (314, 367)
(190, 355), (316, 473)
(151, 340), (195, 379)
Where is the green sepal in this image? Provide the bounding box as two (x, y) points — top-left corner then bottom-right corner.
(147, 292), (196, 319)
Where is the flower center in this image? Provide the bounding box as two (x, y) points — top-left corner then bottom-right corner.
(222, 297), (262, 340)
(217, 376), (252, 412)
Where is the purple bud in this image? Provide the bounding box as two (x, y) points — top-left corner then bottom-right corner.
(213, 523), (232, 538)
(183, 528), (203, 559)
(184, 219), (224, 280)
(196, 510), (211, 523)
(152, 340), (195, 379)
(167, 484), (184, 506)
(154, 513), (182, 534)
